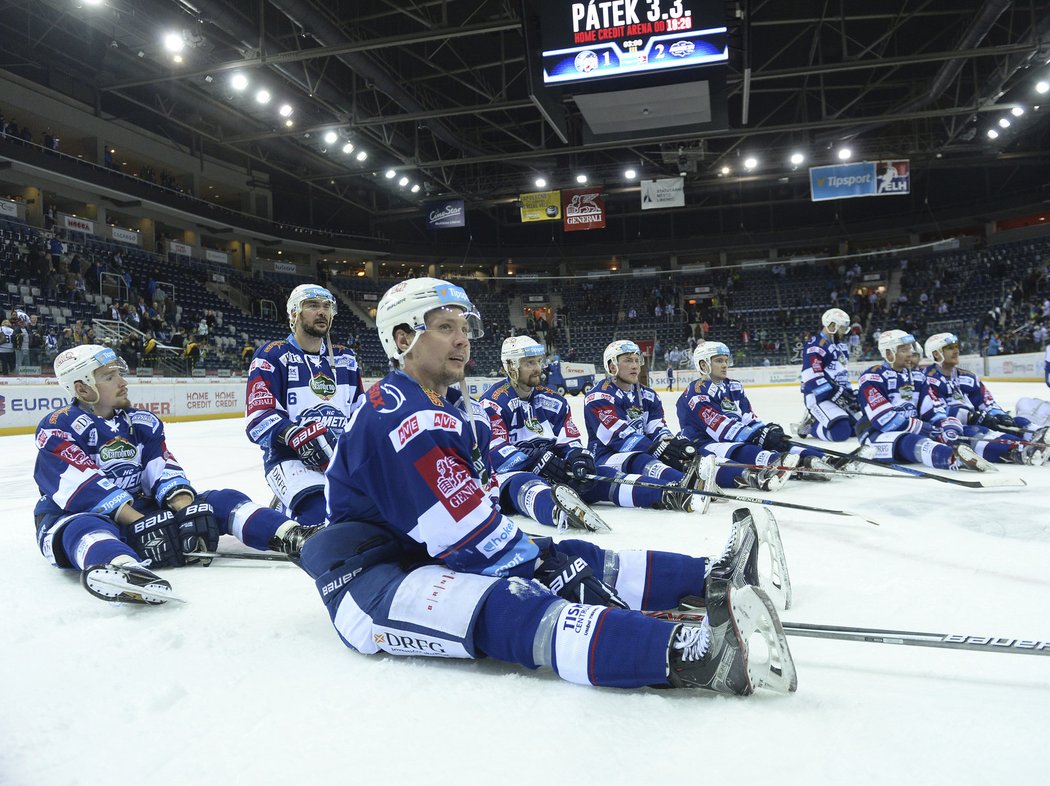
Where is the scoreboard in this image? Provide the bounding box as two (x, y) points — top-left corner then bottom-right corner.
(533, 0), (727, 86)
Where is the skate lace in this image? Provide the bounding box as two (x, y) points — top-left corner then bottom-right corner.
(708, 519), (740, 577)
(673, 623), (711, 663)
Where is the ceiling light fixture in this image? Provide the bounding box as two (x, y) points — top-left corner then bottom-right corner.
(576, 174), (587, 184)
(534, 177), (547, 188)
(278, 104), (293, 117)
(162, 32), (184, 53)
(790, 152), (805, 166)
(323, 131), (338, 145)
(743, 156), (758, 170)
(230, 73), (248, 91)
(255, 89), (271, 105)
(837, 147), (852, 160)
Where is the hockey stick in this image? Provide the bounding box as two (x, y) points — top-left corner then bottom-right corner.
(643, 610), (1050, 657)
(715, 460), (911, 480)
(580, 473), (881, 526)
(787, 440), (1026, 489)
(187, 551), (294, 563)
(959, 435), (1050, 449)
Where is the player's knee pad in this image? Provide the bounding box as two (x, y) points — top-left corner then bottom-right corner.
(475, 578), (566, 669)
(288, 489), (328, 528)
(37, 512), (118, 569)
(825, 418), (854, 442)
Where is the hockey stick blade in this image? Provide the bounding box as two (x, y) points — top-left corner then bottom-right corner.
(787, 440), (1025, 489)
(187, 551), (294, 563)
(581, 474), (880, 526)
(643, 611), (1050, 656)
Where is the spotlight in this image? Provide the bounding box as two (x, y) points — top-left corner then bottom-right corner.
(720, 165), (731, 175)
(534, 177), (547, 188)
(355, 150), (368, 162)
(255, 89), (271, 105)
(278, 104), (293, 117)
(341, 142), (354, 155)
(789, 152), (805, 166)
(837, 147), (852, 160)
(385, 169), (396, 179)
(624, 168), (637, 180)
(576, 173), (587, 184)
(987, 129), (999, 139)
(411, 184), (421, 193)
(323, 131), (338, 145)
(163, 32), (184, 54)
(230, 73), (248, 91)
(743, 156), (758, 170)
(284, 119), (294, 127)
(998, 118), (1011, 128)
(1011, 106), (1024, 117)
(1037, 81), (1049, 94)
(398, 176), (409, 187)
(173, 54), (183, 64)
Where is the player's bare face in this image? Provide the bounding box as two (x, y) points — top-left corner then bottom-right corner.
(516, 356), (543, 389)
(90, 364), (131, 417)
(407, 309), (472, 394)
(890, 345), (911, 370)
(708, 355), (730, 381)
(614, 353), (641, 386)
(940, 343), (960, 367)
(298, 299), (334, 340)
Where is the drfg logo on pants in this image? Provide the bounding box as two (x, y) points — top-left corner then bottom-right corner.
(372, 630), (449, 656)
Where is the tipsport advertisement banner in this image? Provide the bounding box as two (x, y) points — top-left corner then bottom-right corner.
(810, 160), (911, 201)
(561, 187), (606, 232)
(876, 160), (910, 195)
(519, 190), (562, 222)
(426, 199), (466, 229)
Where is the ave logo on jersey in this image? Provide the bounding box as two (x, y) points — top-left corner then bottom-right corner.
(309, 372), (337, 400)
(99, 437), (138, 463)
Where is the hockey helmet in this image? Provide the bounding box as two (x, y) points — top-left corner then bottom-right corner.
(603, 339), (643, 375)
(821, 308), (851, 337)
(877, 329), (916, 362)
(54, 344), (128, 401)
(501, 336), (545, 377)
(376, 277), (483, 361)
(287, 284), (338, 330)
(693, 341), (732, 377)
(924, 332), (959, 364)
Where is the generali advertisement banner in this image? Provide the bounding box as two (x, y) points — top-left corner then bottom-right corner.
(111, 227), (141, 245)
(562, 187), (605, 232)
(169, 240), (193, 257)
(519, 190), (562, 222)
(62, 214), (95, 234)
(0, 378), (244, 434)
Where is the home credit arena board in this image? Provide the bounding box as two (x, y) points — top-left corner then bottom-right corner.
(535, 0), (727, 86)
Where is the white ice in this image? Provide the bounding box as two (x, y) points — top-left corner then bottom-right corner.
(3, 383), (1048, 786)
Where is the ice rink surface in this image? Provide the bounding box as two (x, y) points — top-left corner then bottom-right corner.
(3, 382), (1048, 786)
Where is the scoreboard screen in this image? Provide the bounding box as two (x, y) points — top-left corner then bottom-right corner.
(533, 0), (727, 86)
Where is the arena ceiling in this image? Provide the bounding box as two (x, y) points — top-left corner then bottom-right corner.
(2, 0), (1050, 247)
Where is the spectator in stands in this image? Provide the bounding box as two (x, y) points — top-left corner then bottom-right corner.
(10, 310), (30, 370)
(57, 328), (76, 354)
(44, 330), (58, 362)
(26, 314), (44, 366)
(49, 235), (63, 269)
(987, 334), (1002, 356)
(0, 320), (15, 374)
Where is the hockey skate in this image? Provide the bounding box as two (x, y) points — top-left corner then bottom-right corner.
(1007, 441), (1049, 467)
(795, 454), (832, 481)
(734, 452), (799, 491)
(681, 454), (719, 514)
(270, 522), (324, 560)
(666, 583), (796, 694)
(551, 484), (613, 532)
(81, 562), (184, 605)
(951, 444), (995, 472)
(791, 410), (815, 439)
(828, 444), (875, 476)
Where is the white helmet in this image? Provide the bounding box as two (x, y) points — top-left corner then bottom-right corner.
(822, 308), (850, 337)
(501, 336), (545, 379)
(877, 329), (916, 362)
(287, 284), (337, 330)
(693, 341), (732, 377)
(603, 340), (643, 376)
(924, 332), (959, 364)
(54, 344), (128, 401)
(376, 277), (483, 362)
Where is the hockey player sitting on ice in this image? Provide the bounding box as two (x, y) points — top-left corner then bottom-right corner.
(482, 337), (697, 530)
(34, 345), (315, 606)
(921, 333), (1047, 466)
(245, 285), (363, 526)
(794, 308), (863, 441)
(1011, 342), (1050, 431)
(857, 330), (990, 471)
(297, 277), (797, 695)
(582, 340), (718, 512)
(678, 342), (833, 489)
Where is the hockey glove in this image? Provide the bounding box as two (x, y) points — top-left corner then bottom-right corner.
(832, 386), (861, 415)
(532, 448), (572, 485)
(279, 422), (337, 471)
(174, 499), (221, 566)
(564, 447), (597, 492)
(125, 510), (182, 568)
(974, 410), (1015, 431)
(649, 435), (697, 471)
(749, 423), (790, 452)
(534, 546), (628, 609)
(936, 418), (963, 444)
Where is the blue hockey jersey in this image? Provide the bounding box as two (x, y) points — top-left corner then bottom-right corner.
(481, 379), (585, 471)
(245, 336), (363, 470)
(857, 362), (951, 436)
(923, 364), (1006, 425)
(582, 378), (672, 460)
(800, 331), (852, 401)
(324, 371), (540, 579)
(677, 378), (765, 445)
(33, 403), (194, 520)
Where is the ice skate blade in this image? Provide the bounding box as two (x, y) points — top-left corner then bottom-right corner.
(552, 484), (612, 532)
(82, 567), (185, 605)
(730, 585), (797, 694)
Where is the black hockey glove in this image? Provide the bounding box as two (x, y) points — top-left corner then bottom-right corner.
(974, 411), (1015, 431)
(831, 386), (861, 415)
(125, 509), (182, 568)
(749, 423), (791, 452)
(279, 422), (337, 471)
(532, 448), (572, 484)
(564, 447), (597, 492)
(649, 435), (697, 471)
(174, 499), (221, 566)
(534, 545), (628, 609)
